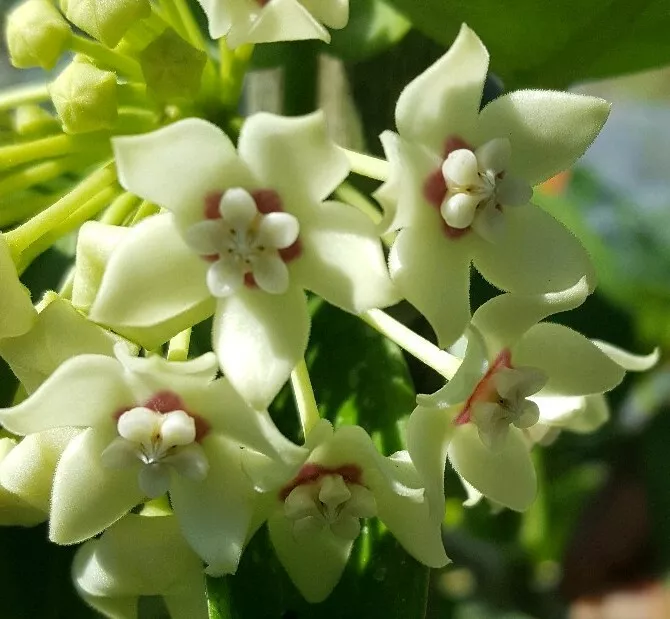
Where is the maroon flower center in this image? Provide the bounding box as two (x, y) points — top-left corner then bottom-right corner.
(454, 348), (512, 425)
(114, 390), (211, 442)
(279, 463), (364, 501)
(423, 135), (475, 239)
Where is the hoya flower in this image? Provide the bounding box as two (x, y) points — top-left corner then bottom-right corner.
(0, 345), (304, 575)
(0, 233), (35, 339)
(196, 0), (349, 47)
(248, 420), (448, 602)
(73, 514), (207, 619)
(407, 279), (657, 513)
(376, 24), (610, 347)
(89, 112), (396, 409)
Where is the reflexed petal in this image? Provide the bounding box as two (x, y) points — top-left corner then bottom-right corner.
(389, 225), (473, 348)
(0, 296), (117, 394)
(238, 111), (348, 208)
(170, 436), (255, 576)
(442, 149), (479, 187)
(0, 355), (133, 435)
(252, 254), (290, 294)
(50, 428), (144, 544)
(375, 131), (443, 232)
(72, 513), (206, 608)
(234, 0), (330, 47)
(0, 439), (46, 526)
(0, 234), (35, 339)
(219, 188), (258, 229)
(257, 212), (299, 248)
(475, 138), (511, 175)
(592, 340), (660, 372)
(90, 215), (212, 331)
(213, 284), (309, 410)
(0, 428), (80, 512)
(472, 203), (595, 295)
(292, 201), (399, 313)
(301, 0), (348, 28)
(395, 24), (488, 153)
(268, 512), (353, 603)
(533, 394), (609, 433)
(207, 258), (245, 297)
(113, 119), (255, 229)
(513, 323), (626, 396)
(476, 90), (610, 185)
(448, 423), (536, 512)
(186, 377), (306, 463)
(406, 404), (460, 519)
(471, 277), (589, 353)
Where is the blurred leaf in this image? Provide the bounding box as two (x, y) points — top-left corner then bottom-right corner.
(384, 0), (670, 88)
(329, 0), (411, 63)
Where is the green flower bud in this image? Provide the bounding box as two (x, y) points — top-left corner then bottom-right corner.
(139, 28), (207, 101)
(5, 0), (71, 70)
(13, 105), (60, 136)
(59, 0), (151, 48)
(49, 59), (118, 134)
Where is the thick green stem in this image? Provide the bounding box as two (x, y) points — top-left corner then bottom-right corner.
(170, 0), (207, 50)
(6, 162), (117, 257)
(219, 39), (255, 109)
(340, 148), (389, 182)
(100, 192), (142, 225)
(361, 309), (462, 379)
(290, 359), (320, 438)
(282, 41), (318, 116)
(0, 156), (88, 197)
(157, 0), (190, 42)
(167, 327), (192, 362)
(70, 35), (144, 82)
(0, 83), (49, 112)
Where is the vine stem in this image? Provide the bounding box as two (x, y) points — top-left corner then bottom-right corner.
(70, 35), (144, 82)
(167, 327), (192, 362)
(361, 309), (462, 380)
(340, 148), (390, 182)
(0, 83), (49, 112)
(290, 359), (320, 437)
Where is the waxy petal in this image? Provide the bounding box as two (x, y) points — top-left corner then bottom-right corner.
(268, 512), (352, 603)
(218, 187), (258, 229)
(73, 514), (206, 617)
(389, 225), (473, 348)
(229, 0), (329, 48)
(253, 254), (290, 294)
(0, 234), (35, 339)
(448, 423), (536, 512)
(0, 296), (117, 394)
(170, 436), (255, 576)
(471, 277), (589, 353)
(207, 258), (245, 297)
(0, 354), (133, 435)
(50, 427), (144, 544)
(0, 428), (80, 512)
(293, 201), (398, 313)
(213, 283), (309, 410)
(238, 111), (349, 209)
(533, 393), (609, 434)
(395, 24), (489, 154)
(476, 90), (610, 185)
(113, 119), (256, 230)
(514, 323), (626, 396)
(471, 203), (595, 296)
(0, 439), (46, 526)
(90, 215), (214, 341)
(592, 340), (660, 372)
(257, 212), (299, 249)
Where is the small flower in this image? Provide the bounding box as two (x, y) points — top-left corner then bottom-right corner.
(250, 420), (448, 602)
(376, 24), (610, 348)
(0, 233), (35, 340)
(73, 514), (208, 619)
(407, 279), (657, 512)
(88, 112), (397, 409)
(0, 345), (303, 575)
(196, 0), (349, 47)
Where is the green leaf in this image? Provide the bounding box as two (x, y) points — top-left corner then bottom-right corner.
(207, 302), (431, 617)
(384, 0), (670, 88)
(328, 0), (411, 63)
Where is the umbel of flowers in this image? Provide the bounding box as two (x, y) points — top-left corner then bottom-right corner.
(0, 2), (658, 617)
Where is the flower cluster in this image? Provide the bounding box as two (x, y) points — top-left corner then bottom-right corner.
(0, 5), (657, 617)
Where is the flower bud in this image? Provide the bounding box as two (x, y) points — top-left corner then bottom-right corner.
(13, 104), (60, 136)
(49, 59), (118, 134)
(5, 0), (71, 70)
(139, 28), (207, 101)
(59, 0), (151, 47)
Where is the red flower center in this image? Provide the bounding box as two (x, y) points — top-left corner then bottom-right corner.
(279, 463), (364, 501)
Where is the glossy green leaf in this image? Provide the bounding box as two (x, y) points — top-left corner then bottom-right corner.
(384, 0), (670, 88)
